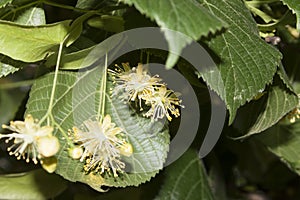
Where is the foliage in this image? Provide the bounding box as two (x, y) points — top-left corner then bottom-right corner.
(0, 0), (299, 199)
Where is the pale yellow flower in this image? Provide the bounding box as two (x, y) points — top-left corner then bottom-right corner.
(72, 115), (132, 177)
(1, 114), (59, 164)
(110, 63), (161, 107)
(143, 86), (183, 121)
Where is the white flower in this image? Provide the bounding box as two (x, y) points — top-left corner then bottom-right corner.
(110, 63), (161, 107)
(143, 86), (183, 121)
(1, 114), (58, 164)
(72, 115), (132, 177)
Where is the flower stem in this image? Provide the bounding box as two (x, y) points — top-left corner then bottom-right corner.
(39, 42), (63, 126)
(97, 53), (108, 121)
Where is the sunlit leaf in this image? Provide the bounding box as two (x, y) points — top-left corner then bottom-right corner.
(26, 67), (169, 191)
(0, 20), (71, 62)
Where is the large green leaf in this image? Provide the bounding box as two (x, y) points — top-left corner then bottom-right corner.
(0, 5), (45, 76)
(155, 150), (215, 200)
(0, 169), (67, 200)
(247, 69), (298, 135)
(122, 0), (227, 68)
(198, 0), (282, 123)
(26, 67), (169, 191)
(255, 121), (300, 176)
(0, 20), (71, 62)
(233, 74), (298, 138)
(281, 0), (300, 30)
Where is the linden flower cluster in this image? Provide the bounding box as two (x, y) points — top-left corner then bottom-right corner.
(72, 115), (133, 177)
(110, 63), (183, 121)
(0, 114), (60, 165)
(110, 63), (162, 107)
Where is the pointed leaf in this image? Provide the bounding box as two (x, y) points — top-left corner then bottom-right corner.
(26, 68), (169, 191)
(233, 74), (298, 138)
(0, 20), (71, 62)
(155, 150), (215, 200)
(198, 0), (282, 123)
(122, 0), (227, 68)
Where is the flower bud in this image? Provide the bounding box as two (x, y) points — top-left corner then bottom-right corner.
(119, 143), (133, 157)
(37, 135), (60, 158)
(68, 146), (83, 160)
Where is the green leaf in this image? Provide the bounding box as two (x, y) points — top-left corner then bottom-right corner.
(0, 0), (12, 8)
(233, 74), (298, 138)
(198, 0), (282, 123)
(0, 55), (27, 78)
(122, 0), (227, 68)
(0, 6), (45, 75)
(281, 0), (300, 30)
(155, 150), (215, 200)
(0, 62), (18, 78)
(0, 64), (18, 78)
(255, 121), (300, 176)
(46, 35), (124, 70)
(65, 13), (94, 47)
(0, 20), (71, 62)
(0, 169), (67, 200)
(87, 15), (125, 33)
(45, 46), (95, 70)
(14, 6), (46, 25)
(26, 68), (169, 191)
